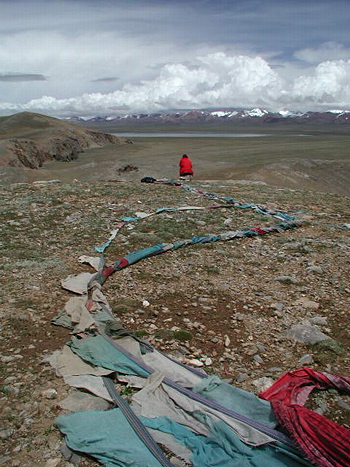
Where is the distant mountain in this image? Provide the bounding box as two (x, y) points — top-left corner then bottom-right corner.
(67, 108), (350, 130)
(0, 112), (131, 169)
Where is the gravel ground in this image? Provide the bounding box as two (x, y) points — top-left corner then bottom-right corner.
(0, 179), (349, 466)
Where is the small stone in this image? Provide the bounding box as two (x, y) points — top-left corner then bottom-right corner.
(41, 389), (58, 399)
(253, 354), (263, 363)
(299, 354), (314, 365)
(274, 276), (298, 284)
(337, 398), (350, 411)
(252, 377), (274, 393)
(0, 429), (13, 440)
(306, 266), (323, 275)
(271, 303), (284, 312)
(267, 367), (282, 373)
(314, 401), (328, 415)
(44, 459), (61, 467)
(135, 309), (145, 315)
(236, 373), (249, 383)
(296, 298), (320, 310)
(3, 385), (19, 395)
(187, 359), (204, 367)
(142, 300), (150, 307)
(284, 322), (330, 345)
(1, 356), (16, 363)
(309, 316), (327, 326)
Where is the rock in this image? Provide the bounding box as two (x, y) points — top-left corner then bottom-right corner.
(3, 385), (19, 395)
(187, 359), (204, 367)
(295, 298), (320, 310)
(252, 377), (274, 393)
(309, 316), (327, 326)
(224, 335), (230, 347)
(337, 398), (350, 411)
(314, 401), (328, 415)
(274, 276), (299, 284)
(267, 367), (282, 373)
(299, 354), (314, 365)
(44, 459), (61, 467)
(236, 373), (249, 383)
(41, 389), (58, 399)
(1, 356), (16, 363)
(284, 322), (330, 345)
(0, 429), (13, 440)
(306, 266), (323, 274)
(253, 354), (263, 363)
(271, 303), (284, 312)
(0, 456), (11, 465)
(313, 339), (345, 355)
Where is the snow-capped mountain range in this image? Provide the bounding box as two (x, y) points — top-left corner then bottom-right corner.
(68, 108), (350, 127)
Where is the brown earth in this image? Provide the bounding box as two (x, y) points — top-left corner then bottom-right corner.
(0, 177), (349, 466)
(0, 112), (131, 169)
(1, 131), (349, 197)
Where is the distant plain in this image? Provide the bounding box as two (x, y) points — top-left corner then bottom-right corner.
(1, 124), (350, 195)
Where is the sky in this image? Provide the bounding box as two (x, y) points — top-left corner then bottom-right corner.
(0, 0), (350, 116)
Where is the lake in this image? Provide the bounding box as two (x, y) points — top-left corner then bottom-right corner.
(112, 132), (270, 138)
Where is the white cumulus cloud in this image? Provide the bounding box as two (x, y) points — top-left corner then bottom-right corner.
(1, 53), (350, 115)
(294, 42), (350, 64)
(292, 60), (350, 104)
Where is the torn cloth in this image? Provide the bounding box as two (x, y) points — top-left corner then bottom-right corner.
(259, 367), (350, 406)
(142, 416), (311, 467)
(56, 408), (166, 467)
(260, 367), (350, 467)
(193, 375), (277, 428)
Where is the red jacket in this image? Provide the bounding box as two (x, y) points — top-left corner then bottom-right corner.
(179, 156), (193, 175)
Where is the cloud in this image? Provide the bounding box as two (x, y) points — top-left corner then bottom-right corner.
(294, 42), (350, 64)
(1, 1), (350, 114)
(0, 73), (46, 82)
(1, 52), (350, 115)
(292, 60), (350, 104)
(91, 77), (119, 83)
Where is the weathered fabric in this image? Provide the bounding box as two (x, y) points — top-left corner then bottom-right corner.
(131, 372), (276, 447)
(56, 408), (166, 467)
(69, 335), (149, 378)
(142, 416), (311, 467)
(64, 296), (95, 333)
(142, 349), (204, 388)
(63, 375), (114, 402)
(51, 345), (113, 377)
(61, 272), (95, 294)
(193, 375), (277, 428)
(78, 255), (102, 271)
(91, 220), (299, 287)
(260, 367), (350, 467)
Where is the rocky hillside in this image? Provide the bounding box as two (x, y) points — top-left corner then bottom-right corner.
(0, 178), (349, 465)
(0, 112), (131, 169)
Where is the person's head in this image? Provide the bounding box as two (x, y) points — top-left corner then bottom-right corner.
(182, 154), (188, 158)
